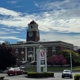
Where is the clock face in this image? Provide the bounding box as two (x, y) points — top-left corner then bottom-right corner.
(28, 32), (33, 37)
(36, 32), (39, 37)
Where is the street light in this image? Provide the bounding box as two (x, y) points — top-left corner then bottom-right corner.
(70, 47), (72, 72)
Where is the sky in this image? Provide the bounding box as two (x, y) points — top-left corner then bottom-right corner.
(0, 0), (80, 46)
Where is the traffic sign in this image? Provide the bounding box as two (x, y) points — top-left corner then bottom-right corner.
(40, 50), (45, 58)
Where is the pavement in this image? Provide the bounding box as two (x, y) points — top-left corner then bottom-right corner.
(3, 74), (55, 80)
(0, 72), (80, 80)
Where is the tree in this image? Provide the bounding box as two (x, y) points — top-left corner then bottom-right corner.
(76, 49), (80, 54)
(3, 41), (10, 44)
(47, 56), (54, 66)
(0, 43), (16, 70)
(53, 54), (67, 66)
(59, 50), (80, 66)
(47, 54), (67, 66)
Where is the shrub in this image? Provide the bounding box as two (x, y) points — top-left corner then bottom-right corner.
(74, 74), (80, 80)
(0, 77), (4, 80)
(27, 72), (54, 78)
(23, 71), (28, 74)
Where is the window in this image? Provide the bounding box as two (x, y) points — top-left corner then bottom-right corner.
(52, 47), (56, 51)
(15, 49), (18, 53)
(52, 51), (56, 55)
(28, 47), (33, 52)
(31, 26), (33, 28)
(22, 57), (24, 61)
(21, 51), (24, 54)
(52, 47), (56, 55)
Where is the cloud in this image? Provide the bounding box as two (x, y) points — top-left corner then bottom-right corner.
(38, 0), (80, 10)
(7, 0), (22, 4)
(0, 27), (20, 34)
(0, 36), (25, 41)
(40, 32), (80, 46)
(0, 40), (4, 44)
(0, 31), (8, 35)
(0, 7), (21, 16)
(34, 2), (39, 7)
(0, 27), (25, 43)
(0, 0), (80, 46)
(0, 5), (80, 33)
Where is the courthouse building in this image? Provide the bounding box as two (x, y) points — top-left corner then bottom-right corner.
(7, 20), (74, 62)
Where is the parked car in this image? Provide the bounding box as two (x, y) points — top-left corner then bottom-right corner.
(7, 67), (23, 76)
(62, 70), (72, 78)
(30, 61), (36, 65)
(20, 61), (30, 68)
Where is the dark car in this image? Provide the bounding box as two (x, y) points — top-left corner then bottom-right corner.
(62, 70), (72, 78)
(30, 61), (36, 65)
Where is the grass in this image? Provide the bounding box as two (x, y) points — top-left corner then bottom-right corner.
(24, 66), (80, 72)
(73, 66), (80, 70)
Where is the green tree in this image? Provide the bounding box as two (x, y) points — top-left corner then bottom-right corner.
(4, 41), (10, 44)
(0, 43), (16, 70)
(59, 50), (80, 66)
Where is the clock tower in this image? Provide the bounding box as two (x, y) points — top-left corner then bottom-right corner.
(26, 20), (40, 42)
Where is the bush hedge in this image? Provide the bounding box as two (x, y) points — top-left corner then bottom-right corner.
(23, 71), (28, 74)
(27, 72), (54, 78)
(0, 77), (4, 80)
(74, 74), (80, 80)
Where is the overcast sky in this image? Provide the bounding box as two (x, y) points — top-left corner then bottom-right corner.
(0, 0), (80, 46)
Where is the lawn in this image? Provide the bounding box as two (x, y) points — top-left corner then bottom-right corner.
(24, 66), (80, 72)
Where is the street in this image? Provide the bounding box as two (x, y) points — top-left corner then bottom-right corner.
(0, 72), (80, 80)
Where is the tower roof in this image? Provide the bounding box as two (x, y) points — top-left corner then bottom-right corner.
(30, 20), (37, 24)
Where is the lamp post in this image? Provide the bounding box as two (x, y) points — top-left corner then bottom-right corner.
(70, 47), (72, 72)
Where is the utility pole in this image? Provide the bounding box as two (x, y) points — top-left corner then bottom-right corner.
(70, 47), (72, 72)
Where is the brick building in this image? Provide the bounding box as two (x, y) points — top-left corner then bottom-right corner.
(7, 20), (73, 62)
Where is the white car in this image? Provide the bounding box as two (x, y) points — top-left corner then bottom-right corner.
(62, 70), (72, 78)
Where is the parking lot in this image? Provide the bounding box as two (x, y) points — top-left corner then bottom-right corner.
(0, 72), (80, 80)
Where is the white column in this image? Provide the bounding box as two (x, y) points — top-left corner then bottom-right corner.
(25, 47), (27, 61)
(33, 47), (35, 61)
(36, 49), (41, 73)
